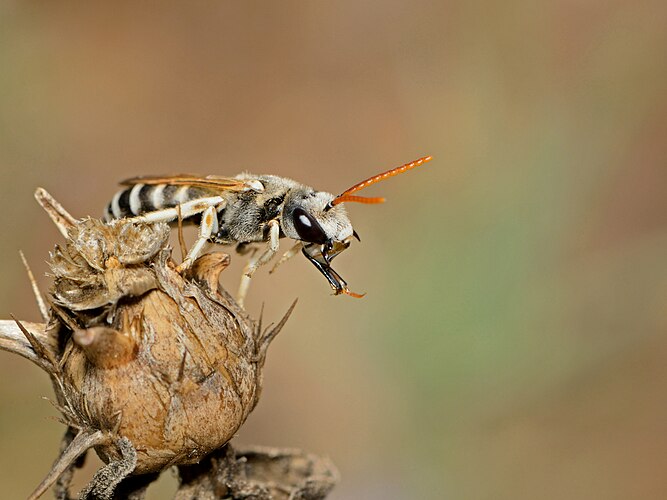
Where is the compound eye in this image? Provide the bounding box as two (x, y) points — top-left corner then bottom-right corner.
(292, 207), (328, 244)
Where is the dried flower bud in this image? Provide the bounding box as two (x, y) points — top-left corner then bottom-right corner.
(51, 217), (281, 472)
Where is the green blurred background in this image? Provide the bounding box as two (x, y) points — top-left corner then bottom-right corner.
(1, 2), (666, 499)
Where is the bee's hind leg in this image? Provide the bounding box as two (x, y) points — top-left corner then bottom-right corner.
(236, 219), (280, 307)
(128, 196), (224, 223)
(175, 206), (218, 272)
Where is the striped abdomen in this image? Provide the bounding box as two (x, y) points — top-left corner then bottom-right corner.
(104, 184), (212, 221)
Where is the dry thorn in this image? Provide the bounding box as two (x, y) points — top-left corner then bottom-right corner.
(19, 250), (49, 322)
(0, 320), (50, 369)
(34, 187), (77, 237)
(257, 299), (298, 363)
(28, 430), (110, 500)
(10, 315), (59, 372)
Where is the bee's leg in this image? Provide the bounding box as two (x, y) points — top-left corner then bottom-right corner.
(237, 220), (280, 306)
(270, 241), (303, 274)
(236, 271), (252, 308)
(175, 206), (219, 272)
(244, 220), (280, 277)
(128, 196), (225, 224)
(236, 249), (257, 308)
(176, 204), (188, 261)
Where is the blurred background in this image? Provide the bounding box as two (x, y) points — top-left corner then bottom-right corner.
(1, 1), (666, 499)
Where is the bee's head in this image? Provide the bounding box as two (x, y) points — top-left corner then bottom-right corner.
(281, 189), (359, 297)
(281, 156), (432, 297)
(282, 190), (355, 248)
(281, 155), (433, 248)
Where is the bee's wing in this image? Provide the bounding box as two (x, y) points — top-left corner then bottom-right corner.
(120, 174), (257, 192)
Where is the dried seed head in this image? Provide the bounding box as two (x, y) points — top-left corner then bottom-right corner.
(0, 192), (297, 498)
(46, 216), (276, 475)
(0, 189), (338, 499)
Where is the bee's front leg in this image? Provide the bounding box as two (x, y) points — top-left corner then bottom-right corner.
(270, 241), (303, 274)
(237, 219), (280, 307)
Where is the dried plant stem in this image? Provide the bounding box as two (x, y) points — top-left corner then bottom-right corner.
(0, 320), (53, 370)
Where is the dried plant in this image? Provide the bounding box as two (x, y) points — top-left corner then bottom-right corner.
(0, 189), (338, 499)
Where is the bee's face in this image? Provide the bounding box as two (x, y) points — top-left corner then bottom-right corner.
(276, 155), (430, 296)
(282, 189), (354, 246)
(280, 188), (358, 296)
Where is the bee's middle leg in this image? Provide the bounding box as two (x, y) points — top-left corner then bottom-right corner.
(245, 220), (280, 277)
(175, 206), (218, 272)
(237, 220), (280, 306)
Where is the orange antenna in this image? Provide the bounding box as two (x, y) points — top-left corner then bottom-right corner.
(330, 155), (432, 207)
(331, 195), (386, 205)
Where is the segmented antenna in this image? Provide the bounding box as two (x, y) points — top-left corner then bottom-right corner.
(329, 155), (432, 207)
(331, 195), (386, 205)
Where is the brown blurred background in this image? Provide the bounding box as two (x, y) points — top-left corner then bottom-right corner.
(1, 1), (666, 499)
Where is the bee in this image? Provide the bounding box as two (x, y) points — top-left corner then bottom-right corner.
(104, 156), (432, 305)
